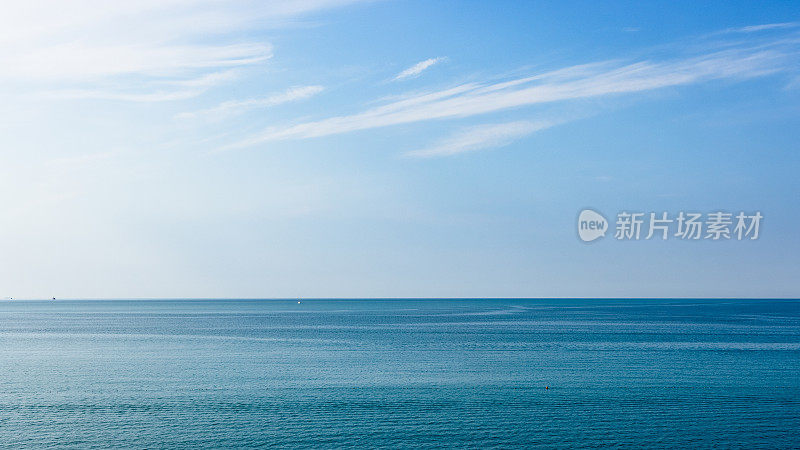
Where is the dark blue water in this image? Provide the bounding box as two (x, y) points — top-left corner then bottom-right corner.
(0, 299), (798, 448)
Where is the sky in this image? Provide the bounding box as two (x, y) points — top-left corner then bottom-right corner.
(1, 0), (799, 299)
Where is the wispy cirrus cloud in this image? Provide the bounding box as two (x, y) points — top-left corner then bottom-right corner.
(404, 120), (559, 158)
(4, 42), (271, 82)
(43, 70), (243, 102)
(177, 85), (325, 120)
(728, 22), (799, 34)
(394, 57), (446, 80)
(226, 34), (800, 151)
(0, 0), (367, 100)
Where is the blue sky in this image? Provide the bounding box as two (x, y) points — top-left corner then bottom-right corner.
(1, 1), (799, 298)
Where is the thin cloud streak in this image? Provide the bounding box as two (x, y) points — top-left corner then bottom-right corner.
(0, 1), (368, 99)
(177, 85), (325, 120)
(731, 22), (799, 33)
(404, 120), (559, 158)
(394, 57), (445, 80)
(46, 88), (208, 103)
(43, 70), (242, 102)
(226, 38), (800, 150)
(3, 43), (271, 81)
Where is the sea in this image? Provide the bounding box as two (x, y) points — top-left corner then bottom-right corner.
(0, 298), (798, 448)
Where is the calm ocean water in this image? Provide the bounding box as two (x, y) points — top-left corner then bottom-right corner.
(0, 299), (798, 448)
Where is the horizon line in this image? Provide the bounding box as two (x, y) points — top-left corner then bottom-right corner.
(1, 297), (798, 301)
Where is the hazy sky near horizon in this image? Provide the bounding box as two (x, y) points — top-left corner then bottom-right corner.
(1, 1), (799, 298)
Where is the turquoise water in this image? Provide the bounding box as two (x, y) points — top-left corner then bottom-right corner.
(0, 299), (798, 448)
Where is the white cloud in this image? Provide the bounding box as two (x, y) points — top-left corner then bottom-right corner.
(46, 88), (209, 103)
(43, 70), (243, 102)
(729, 22), (799, 33)
(0, 1), (369, 48)
(0, 0), (366, 99)
(404, 120), (558, 158)
(394, 57), (445, 80)
(226, 37), (800, 150)
(3, 42), (271, 81)
(177, 85), (325, 120)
